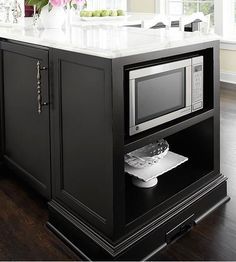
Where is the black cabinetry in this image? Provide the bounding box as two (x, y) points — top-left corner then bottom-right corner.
(0, 42), (51, 199)
(0, 39), (229, 260)
(50, 49), (114, 236)
(47, 42), (229, 260)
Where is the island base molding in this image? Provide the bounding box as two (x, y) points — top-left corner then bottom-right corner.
(47, 175), (229, 261)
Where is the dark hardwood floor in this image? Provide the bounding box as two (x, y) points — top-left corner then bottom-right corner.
(0, 87), (235, 261)
(0, 168), (78, 261)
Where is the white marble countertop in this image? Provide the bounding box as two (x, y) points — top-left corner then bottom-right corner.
(0, 15), (220, 59)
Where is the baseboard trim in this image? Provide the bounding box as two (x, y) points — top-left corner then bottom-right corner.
(47, 222), (91, 261)
(48, 174), (228, 258)
(142, 243), (167, 261)
(145, 195), (230, 261)
(221, 41), (236, 51)
(48, 220), (169, 261)
(3, 155), (49, 199)
(194, 196), (230, 224)
(221, 71), (236, 87)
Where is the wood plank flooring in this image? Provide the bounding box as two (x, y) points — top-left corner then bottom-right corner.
(0, 87), (235, 261)
(0, 168), (78, 261)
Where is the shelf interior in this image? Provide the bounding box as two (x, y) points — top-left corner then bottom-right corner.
(125, 117), (214, 224)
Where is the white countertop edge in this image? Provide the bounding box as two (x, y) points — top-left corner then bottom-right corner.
(0, 31), (113, 58)
(0, 18), (221, 59)
(0, 31), (220, 59)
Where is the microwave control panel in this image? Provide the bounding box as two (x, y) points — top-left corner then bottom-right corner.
(192, 57), (204, 112)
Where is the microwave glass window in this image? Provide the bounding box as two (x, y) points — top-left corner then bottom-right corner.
(135, 68), (185, 124)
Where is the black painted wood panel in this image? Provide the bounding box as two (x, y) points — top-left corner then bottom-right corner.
(61, 60), (109, 219)
(51, 49), (114, 237)
(0, 48), (3, 164)
(1, 42), (51, 199)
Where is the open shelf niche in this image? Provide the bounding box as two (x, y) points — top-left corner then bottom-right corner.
(125, 117), (214, 224)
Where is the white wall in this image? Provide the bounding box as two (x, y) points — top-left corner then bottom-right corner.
(127, 0), (155, 13)
(220, 50), (236, 84)
(221, 50), (236, 72)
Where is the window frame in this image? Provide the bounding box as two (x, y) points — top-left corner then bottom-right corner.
(157, 0), (236, 42)
(165, 0), (214, 16)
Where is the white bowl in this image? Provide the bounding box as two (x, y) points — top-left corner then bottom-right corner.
(125, 139), (169, 169)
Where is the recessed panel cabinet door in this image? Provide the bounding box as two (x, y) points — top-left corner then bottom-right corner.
(2, 42), (51, 199)
(51, 49), (114, 236)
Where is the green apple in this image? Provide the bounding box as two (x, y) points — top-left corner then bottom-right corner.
(80, 10), (86, 17)
(101, 10), (110, 17)
(117, 9), (125, 16)
(110, 10), (117, 16)
(86, 11), (93, 17)
(92, 10), (101, 17)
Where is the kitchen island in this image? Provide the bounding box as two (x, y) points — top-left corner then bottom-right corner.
(0, 23), (229, 260)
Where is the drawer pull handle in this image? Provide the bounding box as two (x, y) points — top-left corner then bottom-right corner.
(36, 60), (48, 114)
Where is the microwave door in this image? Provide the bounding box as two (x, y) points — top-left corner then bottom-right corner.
(129, 60), (192, 136)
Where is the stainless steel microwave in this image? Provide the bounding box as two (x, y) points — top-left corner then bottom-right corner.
(129, 56), (204, 136)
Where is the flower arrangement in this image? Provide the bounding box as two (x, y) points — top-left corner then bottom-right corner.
(27, 0), (86, 11)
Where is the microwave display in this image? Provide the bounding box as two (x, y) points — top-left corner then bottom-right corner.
(135, 68), (185, 125)
(129, 56), (203, 136)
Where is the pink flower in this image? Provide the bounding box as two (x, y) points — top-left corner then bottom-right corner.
(49, 0), (64, 7)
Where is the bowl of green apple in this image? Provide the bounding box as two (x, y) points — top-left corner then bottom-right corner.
(80, 9), (126, 20)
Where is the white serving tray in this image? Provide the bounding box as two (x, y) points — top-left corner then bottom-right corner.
(125, 151), (188, 183)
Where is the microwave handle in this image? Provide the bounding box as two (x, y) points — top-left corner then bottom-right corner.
(185, 66), (192, 108)
(129, 79), (136, 128)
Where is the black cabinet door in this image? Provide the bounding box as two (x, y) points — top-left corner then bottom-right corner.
(1, 42), (51, 199)
(0, 49), (3, 164)
(51, 49), (114, 236)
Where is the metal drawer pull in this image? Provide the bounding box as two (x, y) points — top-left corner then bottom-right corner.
(36, 60), (48, 114)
